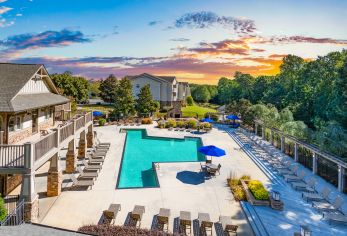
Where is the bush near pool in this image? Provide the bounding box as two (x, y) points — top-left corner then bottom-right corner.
(141, 118), (152, 124)
(98, 118), (106, 126)
(248, 180), (269, 200)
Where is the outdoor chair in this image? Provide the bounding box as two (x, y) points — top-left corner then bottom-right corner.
(77, 166), (98, 179)
(82, 160), (102, 171)
(157, 208), (170, 232)
(219, 215), (238, 235)
(130, 205), (145, 228)
(312, 196), (344, 213)
(87, 153), (105, 164)
(291, 177), (317, 192)
(96, 138), (111, 147)
(302, 187), (331, 202)
(102, 204), (121, 225)
(70, 174), (94, 189)
(323, 212), (347, 225)
(278, 164), (299, 176)
(205, 159), (212, 164)
(198, 213), (213, 236)
(217, 163), (222, 175)
(200, 163), (207, 173)
(284, 170), (306, 182)
(179, 211), (192, 235)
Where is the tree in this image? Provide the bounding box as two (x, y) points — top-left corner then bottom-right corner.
(135, 84), (159, 117)
(186, 96), (194, 106)
(89, 80), (101, 98)
(111, 77), (135, 119)
(51, 72), (90, 103)
(192, 86), (211, 103)
(99, 74), (118, 103)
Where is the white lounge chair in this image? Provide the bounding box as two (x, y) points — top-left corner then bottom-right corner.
(82, 160), (102, 171)
(291, 177), (317, 192)
(278, 164), (299, 176)
(312, 196), (344, 213)
(284, 170), (306, 182)
(77, 166), (98, 179)
(302, 187), (331, 202)
(70, 174), (94, 189)
(323, 212), (347, 225)
(219, 215), (238, 235)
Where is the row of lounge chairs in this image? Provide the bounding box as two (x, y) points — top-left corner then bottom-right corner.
(101, 204), (238, 235)
(247, 132), (347, 225)
(69, 138), (111, 190)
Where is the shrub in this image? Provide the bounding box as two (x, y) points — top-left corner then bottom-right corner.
(248, 180), (269, 200)
(141, 118), (152, 124)
(161, 106), (172, 113)
(186, 119), (197, 129)
(165, 119), (176, 128)
(231, 185), (246, 201)
(176, 121), (185, 128)
(186, 96), (194, 106)
(203, 122), (211, 129)
(0, 196), (7, 221)
(98, 118), (106, 126)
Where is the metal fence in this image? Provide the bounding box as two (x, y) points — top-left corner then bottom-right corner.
(0, 198), (24, 226)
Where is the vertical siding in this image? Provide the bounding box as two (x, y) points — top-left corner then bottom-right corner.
(18, 78), (50, 94)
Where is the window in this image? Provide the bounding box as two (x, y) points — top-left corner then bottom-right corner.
(9, 117), (15, 132)
(16, 116), (21, 130)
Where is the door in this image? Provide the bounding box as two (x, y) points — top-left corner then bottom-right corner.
(32, 109), (38, 134)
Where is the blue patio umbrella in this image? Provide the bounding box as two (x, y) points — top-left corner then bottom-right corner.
(198, 145), (226, 157)
(226, 114), (240, 120)
(93, 111), (104, 117)
(200, 118), (214, 123)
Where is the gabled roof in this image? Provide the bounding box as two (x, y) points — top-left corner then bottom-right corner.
(128, 73), (176, 84)
(0, 63), (68, 112)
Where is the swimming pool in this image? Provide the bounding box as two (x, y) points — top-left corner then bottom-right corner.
(117, 129), (205, 188)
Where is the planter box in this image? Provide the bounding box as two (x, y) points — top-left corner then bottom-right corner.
(240, 180), (270, 206)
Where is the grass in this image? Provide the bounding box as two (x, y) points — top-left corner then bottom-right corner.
(182, 103), (217, 119)
(78, 104), (113, 113)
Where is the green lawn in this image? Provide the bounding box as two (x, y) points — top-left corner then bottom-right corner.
(182, 104), (217, 118)
(79, 104), (113, 113)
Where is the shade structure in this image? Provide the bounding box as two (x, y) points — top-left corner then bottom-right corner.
(93, 111), (104, 117)
(226, 114), (240, 120)
(198, 145), (226, 157)
(200, 118), (214, 123)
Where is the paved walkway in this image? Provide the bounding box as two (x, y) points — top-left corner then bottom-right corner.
(217, 125), (347, 236)
(33, 124), (265, 235)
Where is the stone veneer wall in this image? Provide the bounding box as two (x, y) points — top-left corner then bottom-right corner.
(38, 117), (54, 131)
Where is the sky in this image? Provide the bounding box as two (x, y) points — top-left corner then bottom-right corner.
(0, 0), (347, 84)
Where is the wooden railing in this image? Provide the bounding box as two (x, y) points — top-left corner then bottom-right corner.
(75, 116), (85, 131)
(59, 122), (74, 143)
(85, 112), (92, 123)
(34, 132), (57, 161)
(0, 145), (25, 168)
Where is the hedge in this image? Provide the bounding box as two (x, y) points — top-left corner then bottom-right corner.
(248, 180), (269, 200)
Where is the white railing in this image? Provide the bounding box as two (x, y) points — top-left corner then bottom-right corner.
(75, 116), (85, 131)
(59, 122), (74, 143)
(34, 132), (57, 161)
(0, 145), (25, 168)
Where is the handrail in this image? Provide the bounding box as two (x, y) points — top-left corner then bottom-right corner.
(75, 116), (85, 131)
(59, 122), (74, 143)
(0, 199), (24, 226)
(34, 132), (57, 161)
(0, 145), (25, 168)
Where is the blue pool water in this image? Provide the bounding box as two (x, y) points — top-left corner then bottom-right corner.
(117, 129), (205, 188)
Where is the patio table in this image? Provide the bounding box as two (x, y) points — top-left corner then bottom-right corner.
(206, 163), (218, 169)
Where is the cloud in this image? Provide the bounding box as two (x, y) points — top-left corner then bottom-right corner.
(16, 13), (22, 17)
(170, 38), (190, 42)
(186, 39), (250, 56)
(0, 6), (12, 14)
(0, 18), (14, 28)
(148, 20), (162, 26)
(0, 0), (8, 3)
(254, 35), (347, 45)
(174, 11), (256, 35)
(0, 29), (92, 50)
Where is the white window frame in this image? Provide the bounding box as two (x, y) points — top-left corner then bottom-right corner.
(9, 117), (15, 132)
(15, 116), (22, 130)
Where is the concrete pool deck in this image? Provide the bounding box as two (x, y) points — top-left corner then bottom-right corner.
(29, 124), (270, 235)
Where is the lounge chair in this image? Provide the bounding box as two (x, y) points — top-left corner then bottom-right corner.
(157, 208), (170, 232)
(291, 177), (317, 192)
(198, 213), (213, 235)
(278, 164), (299, 176)
(302, 187), (331, 202)
(87, 153), (105, 164)
(77, 166), (98, 179)
(96, 138), (111, 147)
(312, 196), (344, 213)
(323, 212), (347, 225)
(70, 174), (94, 189)
(82, 160), (102, 171)
(219, 215), (238, 235)
(179, 211), (192, 234)
(130, 205), (145, 227)
(102, 204), (121, 225)
(284, 170), (306, 182)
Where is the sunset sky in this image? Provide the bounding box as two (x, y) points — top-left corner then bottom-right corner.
(1, 0), (347, 84)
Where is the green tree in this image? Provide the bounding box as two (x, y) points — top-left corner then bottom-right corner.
(186, 96), (194, 106)
(89, 80), (101, 98)
(99, 74), (118, 103)
(135, 84), (159, 117)
(192, 86), (211, 103)
(111, 77), (135, 118)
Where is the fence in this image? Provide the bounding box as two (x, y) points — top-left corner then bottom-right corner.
(59, 122), (74, 143)
(75, 116), (85, 131)
(0, 199), (24, 226)
(0, 145), (25, 168)
(34, 132), (58, 161)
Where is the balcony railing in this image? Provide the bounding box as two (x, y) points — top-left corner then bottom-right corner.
(0, 199), (24, 226)
(59, 122), (74, 143)
(0, 145), (25, 168)
(34, 132), (58, 162)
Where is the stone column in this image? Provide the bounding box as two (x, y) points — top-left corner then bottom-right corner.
(337, 165), (345, 193)
(87, 125), (94, 148)
(78, 130), (86, 159)
(294, 143), (299, 162)
(312, 152), (318, 174)
(47, 153), (62, 197)
(20, 142), (39, 223)
(280, 136), (285, 153)
(65, 139), (76, 173)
